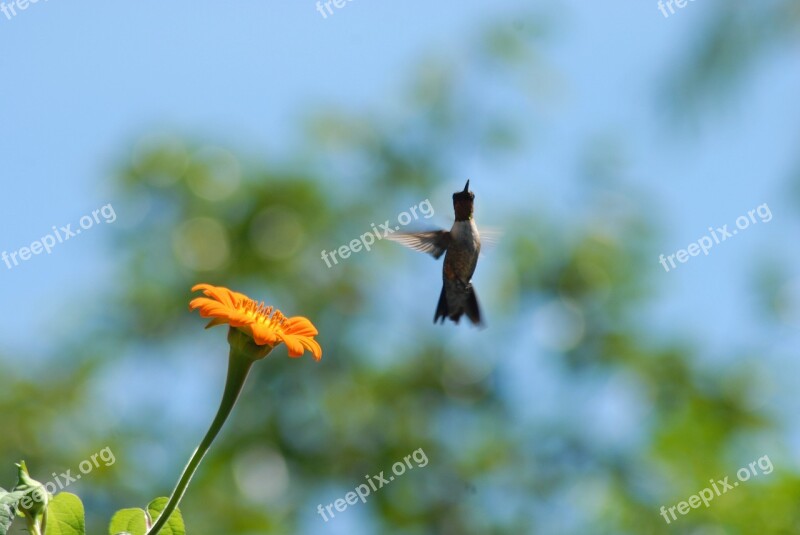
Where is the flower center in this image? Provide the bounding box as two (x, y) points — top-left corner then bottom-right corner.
(238, 298), (286, 331)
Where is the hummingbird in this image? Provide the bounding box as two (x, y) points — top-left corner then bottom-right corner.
(389, 180), (483, 326)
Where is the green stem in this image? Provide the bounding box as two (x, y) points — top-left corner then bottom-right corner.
(146, 350), (254, 535)
(28, 520), (42, 535)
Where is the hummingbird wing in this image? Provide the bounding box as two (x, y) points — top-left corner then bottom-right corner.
(478, 227), (503, 255)
(388, 230), (450, 259)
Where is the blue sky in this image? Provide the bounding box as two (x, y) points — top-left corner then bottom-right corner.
(2, 0), (797, 354)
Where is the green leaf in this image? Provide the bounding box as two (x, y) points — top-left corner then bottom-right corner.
(1, 488), (14, 535)
(108, 508), (147, 535)
(0, 488), (26, 535)
(146, 498), (184, 535)
(43, 493), (85, 535)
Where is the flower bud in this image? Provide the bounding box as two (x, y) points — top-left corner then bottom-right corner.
(13, 461), (50, 534)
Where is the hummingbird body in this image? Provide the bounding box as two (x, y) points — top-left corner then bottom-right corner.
(389, 181), (483, 326)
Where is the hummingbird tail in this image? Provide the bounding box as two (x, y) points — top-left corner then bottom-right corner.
(434, 283), (483, 326)
(434, 286), (448, 324)
(465, 286), (482, 326)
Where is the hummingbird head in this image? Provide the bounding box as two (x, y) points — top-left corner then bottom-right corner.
(452, 180), (475, 221)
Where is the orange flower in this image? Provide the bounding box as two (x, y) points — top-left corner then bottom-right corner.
(189, 283), (322, 360)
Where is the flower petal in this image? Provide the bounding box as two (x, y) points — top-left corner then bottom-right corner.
(205, 317), (230, 329)
(190, 297), (253, 326)
(190, 284), (322, 361)
(250, 323), (280, 346)
(278, 334), (305, 358)
(284, 316), (319, 337)
(189, 297), (231, 314)
(300, 337), (323, 361)
(192, 284), (237, 308)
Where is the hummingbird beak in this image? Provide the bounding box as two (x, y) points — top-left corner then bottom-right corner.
(463, 180), (470, 193)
